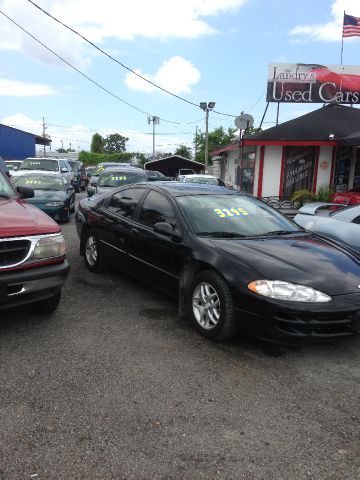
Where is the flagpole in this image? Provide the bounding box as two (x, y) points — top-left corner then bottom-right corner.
(341, 10), (345, 64)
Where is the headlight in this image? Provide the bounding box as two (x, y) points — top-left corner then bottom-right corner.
(45, 201), (64, 207)
(33, 234), (66, 259)
(248, 280), (331, 303)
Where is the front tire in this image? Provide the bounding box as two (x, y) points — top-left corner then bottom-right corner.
(188, 270), (237, 340)
(30, 291), (61, 314)
(84, 229), (106, 272)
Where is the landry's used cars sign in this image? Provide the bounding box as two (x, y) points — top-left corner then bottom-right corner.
(267, 63), (360, 104)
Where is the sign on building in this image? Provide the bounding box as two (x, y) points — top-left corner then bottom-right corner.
(267, 63), (360, 104)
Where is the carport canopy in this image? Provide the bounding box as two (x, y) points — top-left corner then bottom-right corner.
(144, 155), (204, 177)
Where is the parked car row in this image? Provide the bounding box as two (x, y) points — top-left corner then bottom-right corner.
(2, 157), (360, 346)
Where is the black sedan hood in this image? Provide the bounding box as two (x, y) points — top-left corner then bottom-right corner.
(210, 233), (360, 296)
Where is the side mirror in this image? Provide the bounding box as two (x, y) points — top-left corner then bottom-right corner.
(154, 222), (182, 242)
(67, 185), (75, 192)
(61, 167), (69, 173)
(16, 185), (34, 199)
(90, 179), (97, 187)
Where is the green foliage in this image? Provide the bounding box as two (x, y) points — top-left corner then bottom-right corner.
(91, 133), (104, 153)
(103, 133), (129, 153)
(291, 184), (334, 207)
(78, 151), (134, 166)
(194, 126), (237, 164)
(174, 144), (192, 160)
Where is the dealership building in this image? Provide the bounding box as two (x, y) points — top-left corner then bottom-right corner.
(211, 103), (360, 199)
(211, 63), (360, 198)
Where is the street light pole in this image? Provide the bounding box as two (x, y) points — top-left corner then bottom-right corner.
(200, 102), (215, 172)
(148, 116), (160, 161)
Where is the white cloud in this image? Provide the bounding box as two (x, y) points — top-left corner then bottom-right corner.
(2, 114), (43, 134)
(125, 56), (201, 94)
(0, 79), (57, 96)
(289, 0), (360, 42)
(0, 0), (247, 67)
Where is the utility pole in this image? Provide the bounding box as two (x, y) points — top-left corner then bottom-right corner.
(199, 102), (215, 172)
(42, 117), (47, 156)
(148, 116), (160, 161)
(195, 126), (198, 159)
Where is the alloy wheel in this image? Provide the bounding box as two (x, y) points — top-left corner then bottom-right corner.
(192, 282), (221, 330)
(85, 235), (98, 267)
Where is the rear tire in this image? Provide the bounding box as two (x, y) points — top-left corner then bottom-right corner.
(188, 270), (237, 340)
(30, 291), (61, 314)
(84, 229), (107, 272)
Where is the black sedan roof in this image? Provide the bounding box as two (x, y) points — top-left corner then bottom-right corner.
(100, 166), (145, 174)
(145, 181), (241, 197)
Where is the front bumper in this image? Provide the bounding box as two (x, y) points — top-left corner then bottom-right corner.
(0, 260), (70, 311)
(234, 291), (360, 343)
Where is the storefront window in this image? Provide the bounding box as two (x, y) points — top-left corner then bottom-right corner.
(282, 146), (316, 198)
(354, 148), (360, 188)
(333, 147), (351, 192)
(236, 147), (256, 194)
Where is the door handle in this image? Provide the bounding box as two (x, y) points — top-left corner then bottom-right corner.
(131, 228), (139, 235)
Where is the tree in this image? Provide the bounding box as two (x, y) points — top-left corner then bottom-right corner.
(103, 133), (129, 153)
(174, 144), (192, 160)
(91, 133), (104, 153)
(194, 126), (237, 164)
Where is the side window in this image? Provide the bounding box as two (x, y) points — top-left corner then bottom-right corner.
(138, 190), (176, 227)
(107, 188), (145, 218)
(352, 216), (360, 225)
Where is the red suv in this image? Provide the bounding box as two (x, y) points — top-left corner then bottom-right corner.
(0, 169), (69, 313)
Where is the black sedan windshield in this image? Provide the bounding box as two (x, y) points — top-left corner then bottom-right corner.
(13, 175), (65, 191)
(178, 194), (300, 237)
(98, 172), (146, 187)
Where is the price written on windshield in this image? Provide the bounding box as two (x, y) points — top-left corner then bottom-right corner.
(214, 208), (249, 218)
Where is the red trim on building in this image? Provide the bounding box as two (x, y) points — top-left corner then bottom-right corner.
(243, 140), (338, 147)
(278, 147), (286, 197)
(330, 146), (336, 187)
(312, 147), (320, 193)
(210, 143), (238, 156)
(257, 146), (265, 198)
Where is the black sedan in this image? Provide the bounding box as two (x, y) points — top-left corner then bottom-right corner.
(76, 183), (360, 343)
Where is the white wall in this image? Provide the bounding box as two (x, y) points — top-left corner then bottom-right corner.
(316, 146), (333, 191)
(261, 146), (283, 197)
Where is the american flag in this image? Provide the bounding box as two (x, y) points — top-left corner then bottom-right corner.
(343, 13), (360, 38)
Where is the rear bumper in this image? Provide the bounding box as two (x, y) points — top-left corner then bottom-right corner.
(0, 260), (69, 310)
(234, 292), (360, 343)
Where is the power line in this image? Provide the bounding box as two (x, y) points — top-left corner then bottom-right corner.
(27, 0), (200, 109)
(0, 9), (196, 126)
(26, 0), (255, 120)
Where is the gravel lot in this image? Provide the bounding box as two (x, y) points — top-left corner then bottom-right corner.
(1, 191), (360, 479)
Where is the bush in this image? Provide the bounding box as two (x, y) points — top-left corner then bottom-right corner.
(291, 184), (334, 207)
(78, 151), (135, 166)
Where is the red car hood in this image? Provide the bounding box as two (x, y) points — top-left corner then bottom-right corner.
(0, 197), (60, 238)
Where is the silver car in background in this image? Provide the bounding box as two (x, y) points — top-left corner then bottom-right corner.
(294, 203), (360, 253)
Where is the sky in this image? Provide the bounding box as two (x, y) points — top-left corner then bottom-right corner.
(1, 0), (360, 155)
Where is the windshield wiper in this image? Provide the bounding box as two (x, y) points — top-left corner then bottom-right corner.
(259, 230), (300, 236)
(197, 231), (246, 238)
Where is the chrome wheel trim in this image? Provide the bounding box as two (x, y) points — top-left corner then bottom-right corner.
(192, 282), (221, 330)
(85, 235), (98, 266)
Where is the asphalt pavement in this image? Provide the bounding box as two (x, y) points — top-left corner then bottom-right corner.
(1, 191), (360, 479)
